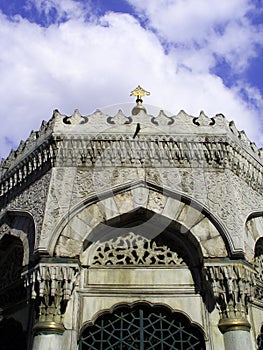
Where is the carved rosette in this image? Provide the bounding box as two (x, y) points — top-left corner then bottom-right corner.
(206, 264), (256, 333)
(26, 261), (79, 334)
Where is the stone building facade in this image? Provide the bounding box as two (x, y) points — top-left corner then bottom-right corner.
(0, 95), (262, 349)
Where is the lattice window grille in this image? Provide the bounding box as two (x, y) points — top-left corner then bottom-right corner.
(79, 305), (205, 350)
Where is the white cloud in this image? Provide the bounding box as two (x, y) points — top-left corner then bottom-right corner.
(126, 0), (251, 42)
(0, 0), (262, 160)
(25, 0), (93, 23)
(126, 0), (263, 72)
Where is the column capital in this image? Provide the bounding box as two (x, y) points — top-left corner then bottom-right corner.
(206, 262), (256, 333)
(25, 259), (79, 335)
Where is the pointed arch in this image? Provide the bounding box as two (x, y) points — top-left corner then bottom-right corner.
(0, 210), (36, 265)
(50, 182), (231, 258)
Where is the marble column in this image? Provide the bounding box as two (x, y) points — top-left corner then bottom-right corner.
(219, 317), (252, 350)
(32, 333), (63, 350)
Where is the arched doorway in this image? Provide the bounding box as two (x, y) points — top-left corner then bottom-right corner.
(0, 318), (27, 350)
(0, 234), (25, 308)
(79, 303), (206, 350)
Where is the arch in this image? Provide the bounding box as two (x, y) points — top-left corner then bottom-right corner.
(81, 208), (208, 295)
(0, 210), (36, 265)
(79, 301), (206, 350)
(246, 211), (263, 241)
(245, 212), (263, 263)
(246, 211), (263, 222)
(51, 182), (230, 258)
(0, 318), (27, 350)
(82, 208), (204, 262)
(0, 234), (25, 310)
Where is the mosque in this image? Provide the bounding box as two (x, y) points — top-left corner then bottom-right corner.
(0, 86), (262, 349)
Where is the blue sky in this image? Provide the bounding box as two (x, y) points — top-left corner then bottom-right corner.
(0, 0), (263, 159)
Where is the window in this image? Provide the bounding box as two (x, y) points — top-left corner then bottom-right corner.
(79, 304), (205, 350)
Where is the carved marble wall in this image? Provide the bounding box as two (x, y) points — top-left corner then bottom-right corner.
(0, 107), (262, 349)
(40, 163), (262, 259)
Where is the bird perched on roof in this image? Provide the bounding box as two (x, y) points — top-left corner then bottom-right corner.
(133, 123), (141, 139)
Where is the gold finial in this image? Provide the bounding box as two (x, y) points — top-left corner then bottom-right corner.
(130, 85), (150, 115)
(130, 85), (150, 100)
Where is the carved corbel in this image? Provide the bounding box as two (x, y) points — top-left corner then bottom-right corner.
(206, 263), (256, 333)
(26, 261), (79, 335)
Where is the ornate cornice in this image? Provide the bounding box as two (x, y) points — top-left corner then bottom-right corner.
(0, 109), (262, 202)
(1, 135), (262, 200)
(0, 140), (55, 205)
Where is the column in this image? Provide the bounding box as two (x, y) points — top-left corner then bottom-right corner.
(26, 260), (79, 350)
(207, 263), (255, 350)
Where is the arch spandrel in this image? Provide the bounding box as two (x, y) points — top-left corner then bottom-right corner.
(51, 185), (229, 259)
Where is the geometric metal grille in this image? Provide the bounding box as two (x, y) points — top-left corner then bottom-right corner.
(79, 304), (205, 350)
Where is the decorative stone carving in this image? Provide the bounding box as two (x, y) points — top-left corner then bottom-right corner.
(107, 109), (132, 125)
(193, 111), (215, 126)
(254, 255), (263, 302)
(0, 171), (51, 246)
(206, 264), (256, 332)
(206, 170), (262, 248)
(0, 223), (10, 239)
(151, 110), (175, 126)
(91, 232), (185, 266)
(26, 262), (79, 334)
(62, 109), (88, 125)
(0, 102), (262, 350)
(1, 136), (262, 210)
(255, 255), (263, 281)
(0, 141), (54, 199)
(40, 168), (76, 240)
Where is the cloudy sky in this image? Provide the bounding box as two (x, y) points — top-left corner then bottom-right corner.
(0, 0), (263, 159)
